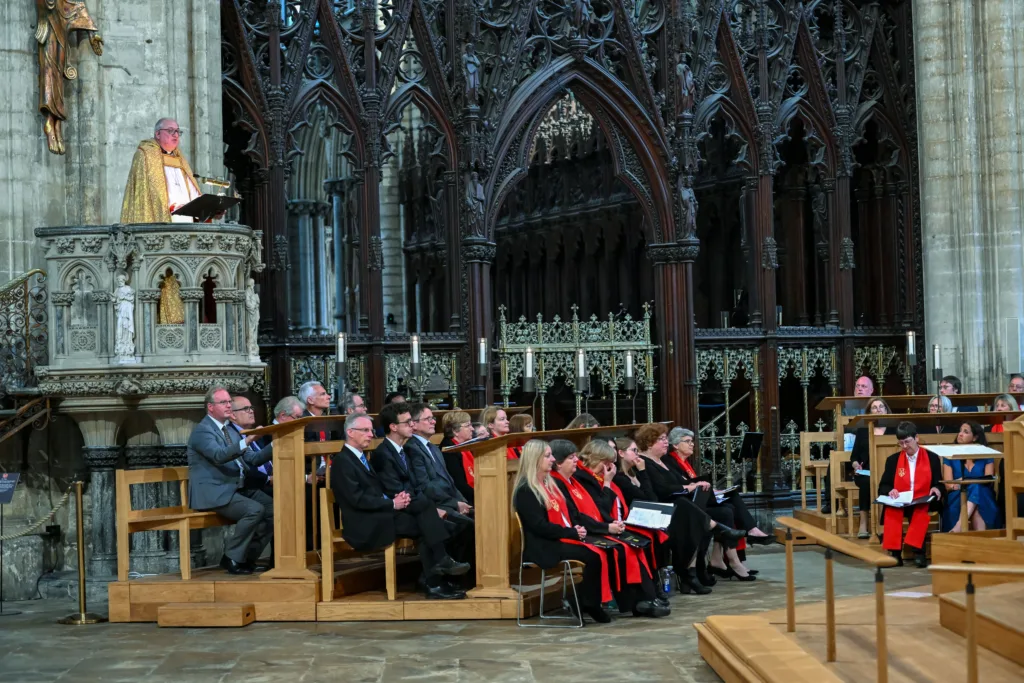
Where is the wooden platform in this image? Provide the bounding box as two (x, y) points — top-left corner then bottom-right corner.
(930, 531), (1024, 594)
(109, 564), (566, 624)
(940, 583), (1024, 667)
(158, 601), (255, 628)
(696, 587), (1024, 682)
(775, 509), (828, 545)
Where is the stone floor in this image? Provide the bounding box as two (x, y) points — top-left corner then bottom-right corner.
(0, 546), (932, 683)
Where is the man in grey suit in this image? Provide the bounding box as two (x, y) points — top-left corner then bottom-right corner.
(187, 385), (274, 575)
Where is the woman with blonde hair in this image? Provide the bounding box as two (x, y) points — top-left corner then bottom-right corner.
(512, 439), (613, 623)
(480, 405), (519, 459)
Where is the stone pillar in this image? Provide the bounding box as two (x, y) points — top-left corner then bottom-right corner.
(180, 288), (203, 354)
(138, 290), (160, 355)
(123, 444), (164, 574)
(915, 0), (1024, 388)
(462, 239), (496, 408)
(74, 414), (123, 578)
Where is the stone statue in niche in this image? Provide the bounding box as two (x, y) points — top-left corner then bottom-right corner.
(462, 43), (481, 106)
(569, 0), (593, 37)
(465, 171), (485, 233)
(70, 268), (93, 326)
(677, 57), (695, 115)
(113, 272), (136, 362)
(244, 278), (260, 363)
(158, 268), (184, 324)
(677, 176), (698, 238)
(36, 0), (103, 154)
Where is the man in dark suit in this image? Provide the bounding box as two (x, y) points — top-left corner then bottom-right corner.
(404, 403), (474, 564)
(331, 413), (469, 599)
(228, 395), (273, 495)
(187, 385), (274, 574)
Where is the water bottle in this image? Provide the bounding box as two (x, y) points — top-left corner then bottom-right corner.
(661, 565), (673, 594)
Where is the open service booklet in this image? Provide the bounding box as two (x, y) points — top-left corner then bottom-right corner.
(875, 491), (936, 508)
(624, 501), (675, 530)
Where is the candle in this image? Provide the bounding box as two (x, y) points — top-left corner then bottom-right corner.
(478, 337), (487, 365)
(906, 331), (916, 358)
(336, 332), (346, 363)
(932, 344), (940, 369)
(410, 334), (420, 364)
(625, 350), (634, 378)
(577, 349), (586, 378)
(525, 347), (534, 379)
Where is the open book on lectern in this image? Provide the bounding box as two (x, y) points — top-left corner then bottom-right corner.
(171, 194), (241, 223)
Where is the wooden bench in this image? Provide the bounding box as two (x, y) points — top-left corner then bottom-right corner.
(115, 467), (232, 581)
(319, 487), (414, 602)
(799, 430), (836, 512)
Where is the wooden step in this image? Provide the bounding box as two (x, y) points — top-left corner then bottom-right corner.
(939, 583), (1024, 666)
(157, 602), (255, 628)
(697, 615), (842, 682)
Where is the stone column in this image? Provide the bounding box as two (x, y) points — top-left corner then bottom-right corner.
(915, 0), (1024, 388)
(462, 239), (496, 408)
(50, 292), (73, 358)
(137, 290), (160, 356)
(73, 414), (123, 578)
(123, 443), (164, 574)
(180, 288), (204, 354)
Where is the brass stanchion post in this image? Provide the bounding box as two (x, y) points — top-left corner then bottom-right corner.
(59, 480), (106, 625)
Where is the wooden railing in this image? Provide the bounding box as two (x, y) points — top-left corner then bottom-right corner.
(929, 563), (1024, 683)
(777, 516), (899, 682)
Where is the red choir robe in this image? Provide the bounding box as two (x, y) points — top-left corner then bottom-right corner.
(544, 484), (613, 603)
(882, 449), (934, 551)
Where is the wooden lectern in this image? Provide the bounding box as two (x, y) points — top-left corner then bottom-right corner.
(242, 415), (351, 580)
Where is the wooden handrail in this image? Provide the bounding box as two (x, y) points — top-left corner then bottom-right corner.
(929, 563), (1024, 575)
(778, 515), (894, 681)
(777, 516), (899, 567)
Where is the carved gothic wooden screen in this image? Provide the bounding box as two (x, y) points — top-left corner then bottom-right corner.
(220, 1), (923, 442)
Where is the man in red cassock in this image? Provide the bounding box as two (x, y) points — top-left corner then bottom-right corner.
(878, 421), (943, 567)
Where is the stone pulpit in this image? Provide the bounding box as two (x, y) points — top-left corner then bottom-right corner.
(32, 223), (265, 578)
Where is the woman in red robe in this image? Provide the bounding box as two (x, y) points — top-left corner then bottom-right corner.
(512, 439), (613, 623)
(878, 421), (943, 567)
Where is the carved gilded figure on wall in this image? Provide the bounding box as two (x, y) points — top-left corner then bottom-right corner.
(35, 0), (103, 155)
(158, 268), (185, 324)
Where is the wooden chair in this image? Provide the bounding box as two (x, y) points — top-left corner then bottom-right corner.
(827, 451), (861, 537)
(319, 487), (403, 602)
(115, 467), (232, 581)
(799, 431), (836, 512)
(513, 512), (583, 628)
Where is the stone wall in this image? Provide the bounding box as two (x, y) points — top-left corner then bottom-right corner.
(916, 0), (1024, 390)
(0, 0), (223, 283)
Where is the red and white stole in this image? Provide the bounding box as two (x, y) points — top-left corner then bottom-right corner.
(543, 484), (613, 602)
(882, 448), (933, 551)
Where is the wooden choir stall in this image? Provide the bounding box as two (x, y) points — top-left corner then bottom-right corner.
(108, 414), (648, 625)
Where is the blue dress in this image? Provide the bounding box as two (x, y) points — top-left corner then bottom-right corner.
(941, 458), (998, 531)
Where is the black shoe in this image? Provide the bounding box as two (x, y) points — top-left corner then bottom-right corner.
(678, 569), (712, 595)
(433, 556), (471, 576)
(584, 605), (612, 623)
(424, 583), (466, 600)
(747, 569), (759, 576)
(712, 565), (756, 581)
(221, 556), (253, 575)
(694, 561), (717, 587)
(913, 551), (928, 569)
(890, 550), (904, 567)
(712, 525), (747, 548)
(633, 600), (671, 618)
(747, 535), (774, 546)
(821, 503), (832, 514)
(655, 597), (670, 609)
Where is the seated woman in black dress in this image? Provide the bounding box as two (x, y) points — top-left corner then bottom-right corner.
(612, 437), (744, 594)
(848, 397), (897, 538)
(633, 423), (755, 582)
(512, 438), (612, 623)
(665, 427), (773, 546)
(548, 439), (668, 617)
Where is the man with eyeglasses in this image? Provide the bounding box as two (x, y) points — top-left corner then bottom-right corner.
(121, 117), (202, 223)
(186, 385), (274, 575)
(331, 412), (469, 600)
(404, 403), (474, 567)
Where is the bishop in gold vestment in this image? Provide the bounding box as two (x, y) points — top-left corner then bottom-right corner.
(120, 118), (201, 223)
